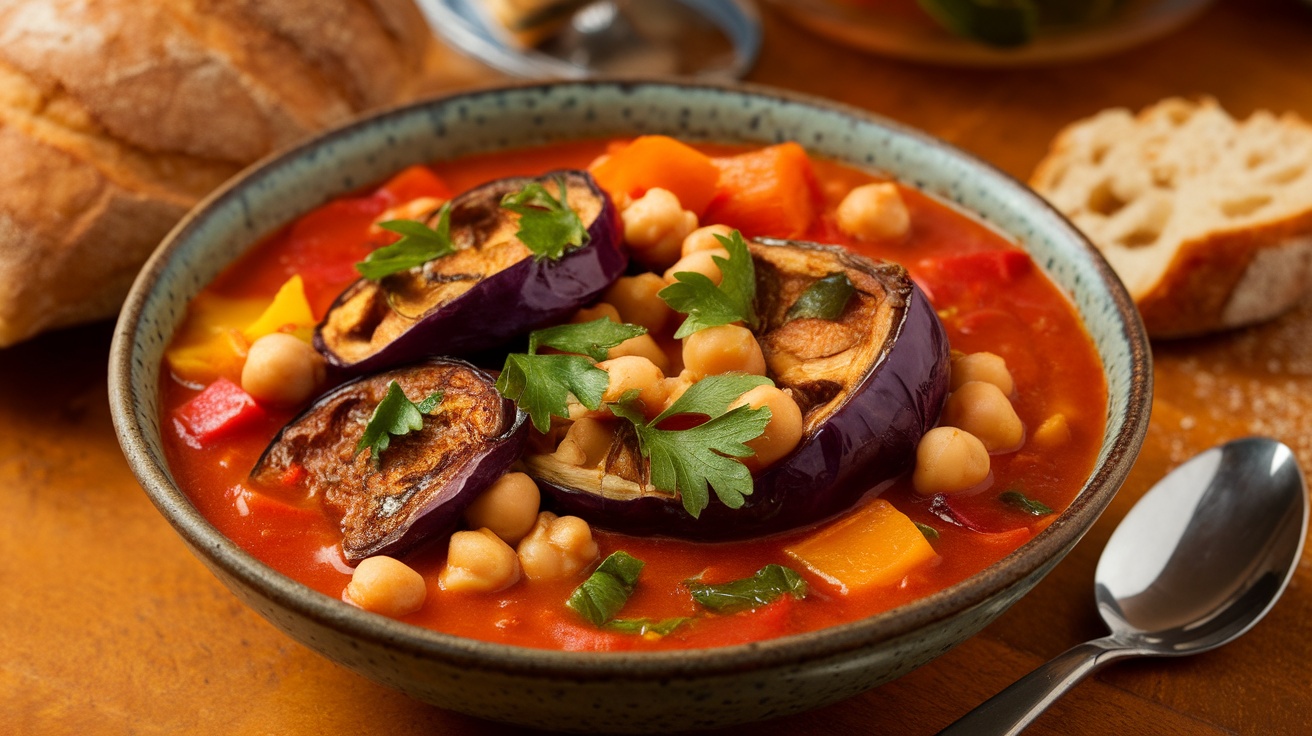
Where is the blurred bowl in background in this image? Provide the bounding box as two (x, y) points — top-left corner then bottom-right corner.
(765, 0), (1215, 66)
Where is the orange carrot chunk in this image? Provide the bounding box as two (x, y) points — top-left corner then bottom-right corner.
(703, 142), (820, 238)
(589, 135), (720, 216)
(784, 499), (938, 595)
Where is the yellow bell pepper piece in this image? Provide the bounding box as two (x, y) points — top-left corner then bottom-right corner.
(785, 499), (937, 595)
(242, 274), (315, 343)
(164, 293), (267, 384)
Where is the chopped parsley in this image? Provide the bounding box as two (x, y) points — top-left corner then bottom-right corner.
(786, 271), (855, 322)
(659, 229), (758, 338)
(687, 564), (808, 614)
(610, 373), (774, 518)
(353, 381), (443, 467)
(914, 521), (941, 541)
(1000, 490), (1054, 517)
(567, 551), (645, 626)
(355, 203), (455, 280)
(500, 178), (590, 260)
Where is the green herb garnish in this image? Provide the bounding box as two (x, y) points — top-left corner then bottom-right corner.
(605, 617), (688, 637)
(687, 564), (808, 614)
(786, 272), (855, 322)
(609, 374), (773, 518)
(495, 319), (647, 432)
(567, 551), (645, 626)
(914, 521), (941, 541)
(999, 490), (1055, 517)
(355, 203), (455, 280)
(659, 230), (758, 338)
(917, 0), (1039, 48)
(353, 381), (443, 467)
(500, 178), (590, 260)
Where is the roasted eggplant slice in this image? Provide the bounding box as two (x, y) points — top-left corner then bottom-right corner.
(315, 170), (626, 374)
(250, 359), (526, 559)
(528, 240), (950, 540)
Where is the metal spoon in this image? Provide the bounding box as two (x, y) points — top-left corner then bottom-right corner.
(940, 436), (1309, 735)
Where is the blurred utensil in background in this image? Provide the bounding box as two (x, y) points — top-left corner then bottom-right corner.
(418, 0), (761, 78)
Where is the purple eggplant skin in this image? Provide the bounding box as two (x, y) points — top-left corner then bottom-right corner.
(314, 170), (626, 376)
(249, 358), (527, 560)
(534, 244), (950, 540)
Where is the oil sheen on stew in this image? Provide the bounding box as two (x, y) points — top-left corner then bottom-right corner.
(160, 138), (1106, 652)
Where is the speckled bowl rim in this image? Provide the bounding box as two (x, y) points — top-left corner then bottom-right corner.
(110, 79), (1151, 681)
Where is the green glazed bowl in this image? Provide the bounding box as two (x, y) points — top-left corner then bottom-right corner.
(109, 80), (1151, 732)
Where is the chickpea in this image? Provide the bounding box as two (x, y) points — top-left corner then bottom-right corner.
(836, 182), (911, 241)
(571, 302), (622, 325)
(604, 273), (673, 334)
(345, 556), (427, 618)
(439, 528), (521, 593)
(464, 472), (541, 545)
(941, 381), (1024, 452)
(913, 426), (991, 496)
(598, 355), (669, 415)
(730, 385), (805, 470)
(681, 224), (734, 257)
(659, 370), (696, 411)
(950, 352), (1015, 395)
(607, 333), (671, 374)
(682, 325), (767, 379)
(664, 248), (730, 286)
(241, 332), (326, 406)
(517, 511), (600, 581)
(553, 417), (615, 468)
(622, 188), (697, 270)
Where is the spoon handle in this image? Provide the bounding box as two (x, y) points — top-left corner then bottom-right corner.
(937, 636), (1137, 736)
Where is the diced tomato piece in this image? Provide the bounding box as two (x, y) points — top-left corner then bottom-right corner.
(173, 378), (266, 445)
(913, 249), (1033, 308)
(590, 135), (721, 216)
(374, 165), (453, 206)
(702, 143), (820, 238)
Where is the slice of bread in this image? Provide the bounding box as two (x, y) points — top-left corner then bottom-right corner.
(1032, 98), (1312, 337)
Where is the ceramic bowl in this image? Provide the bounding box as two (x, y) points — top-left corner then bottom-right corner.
(109, 80), (1151, 732)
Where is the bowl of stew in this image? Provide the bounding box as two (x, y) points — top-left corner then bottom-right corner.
(109, 80), (1150, 732)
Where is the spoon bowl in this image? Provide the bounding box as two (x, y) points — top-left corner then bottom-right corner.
(943, 436), (1308, 735)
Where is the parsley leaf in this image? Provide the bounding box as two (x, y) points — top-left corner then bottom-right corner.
(495, 319), (646, 432)
(659, 230), (758, 338)
(914, 521), (941, 541)
(999, 490), (1055, 517)
(529, 318), (647, 361)
(687, 564), (808, 614)
(353, 381), (443, 467)
(355, 203), (454, 280)
(786, 272), (856, 322)
(500, 178), (590, 260)
(605, 617), (688, 637)
(610, 373), (773, 518)
(567, 551), (644, 626)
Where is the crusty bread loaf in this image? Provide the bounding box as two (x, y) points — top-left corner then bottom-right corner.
(1032, 97), (1312, 337)
(0, 0), (432, 348)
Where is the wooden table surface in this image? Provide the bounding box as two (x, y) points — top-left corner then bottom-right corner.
(5, 1), (1312, 733)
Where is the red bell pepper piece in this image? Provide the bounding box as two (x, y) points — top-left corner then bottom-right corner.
(173, 378), (266, 446)
(913, 249), (1033, 308)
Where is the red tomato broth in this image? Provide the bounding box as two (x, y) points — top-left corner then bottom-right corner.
(159, 139), (1106, 651)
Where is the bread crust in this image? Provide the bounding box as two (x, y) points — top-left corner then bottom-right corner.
(0, 0), (431, 347)
(1032, 98), (1312, 338)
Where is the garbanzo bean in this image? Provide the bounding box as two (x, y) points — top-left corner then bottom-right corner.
(664, 248), (729, 286)
(950, 351), (1015, 395)
(941, 381), (1024, 452)
(345, 555), (427, 618)
(603, 273), (673, 334)
(912, 426), (991, 496)
(606, 333), (671, 374)
(681, 224), (734, 257)
(517, 512), (600, 581)
(836, 182), (910, 241)
(552, 417), (614, 467)
(682, 324), (767, 379)
(598, 355), (668, 414)
(439, 529), (521, 593)
(730, 385), (804, 470)
(622, 188), (697, 270)
(241, 332), (326, 406)
(463, 472), (541, 545)
(571, 302), (622, 324)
